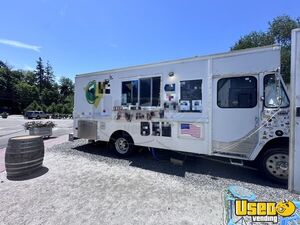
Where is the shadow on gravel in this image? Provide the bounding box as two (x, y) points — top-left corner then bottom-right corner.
(7, 166), (49, 181)
(74, 142), (286, 189)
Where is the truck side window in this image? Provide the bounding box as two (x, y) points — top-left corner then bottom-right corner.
(139, 77), (161, 107)
(122, 80), (138, 106)
(264, 74), (289, 108)
(217, 76), (257, 108)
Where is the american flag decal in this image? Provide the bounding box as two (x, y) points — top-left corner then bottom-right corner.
(180, 123), (201, 138)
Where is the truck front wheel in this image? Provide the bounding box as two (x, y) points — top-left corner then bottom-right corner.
(109, 134), (134, 157)
(260, 147), (289, 184)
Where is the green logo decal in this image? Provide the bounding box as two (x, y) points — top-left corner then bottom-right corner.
(84, 79), (110, 107)
(85, 80), (101, 107)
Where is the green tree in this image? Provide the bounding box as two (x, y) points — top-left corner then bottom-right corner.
(0, 60), (8, 69)
(24, 100), (42, 112)
(269, 15), (300, 46)
(23, 71), (36, 86)
(64, 95), (74, 103)
(61, 95), (74, 114)
(0, 58), (64, 114)
(47, 102), (57, 114)
(59, 76), (74, 100)
(41, 88), (59, 106)
(231, 15), (300, 83)
(56, 103), (64, 114)
(44, 61), (55, 89)
(16, 82), (39, 112)
(0, 73), (5, 93)
(35, 57), (45, 93)
(61, 105), (67, 114)
(231, 31), (274, 50)
(268, 16), (300, 82)
(0, 65), (8, 96)
(0, 62), (24, 113)
(0, 64), (13, 103)
(62, 103), (72, 114)
(41, 104), (48, 112)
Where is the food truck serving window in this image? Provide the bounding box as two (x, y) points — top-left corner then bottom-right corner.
(217, 76), (257, 108)
(121, 77), (161, 107)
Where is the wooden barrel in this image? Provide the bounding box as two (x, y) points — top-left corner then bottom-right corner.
(5, 135), (44, 178)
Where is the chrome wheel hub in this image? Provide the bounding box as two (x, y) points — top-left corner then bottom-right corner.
(266, 153), (289, 179)
(115, 138), (129, 154)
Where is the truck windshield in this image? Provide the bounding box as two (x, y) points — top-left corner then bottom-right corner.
(264, 74), (289, 108)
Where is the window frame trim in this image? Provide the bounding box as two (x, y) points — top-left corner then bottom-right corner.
(217, 75), (258, 109)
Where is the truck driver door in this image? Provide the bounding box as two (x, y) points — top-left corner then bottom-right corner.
(212, 75), (260, 158)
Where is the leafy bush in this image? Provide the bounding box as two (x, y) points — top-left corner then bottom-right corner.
(1, 112), (8, 118)
(47, 102), (57, 114)
(24, 121), (56, 130)
(56, 103), (64, 114)
(24, 100), (42, 112)
(41, 104), (48, 113)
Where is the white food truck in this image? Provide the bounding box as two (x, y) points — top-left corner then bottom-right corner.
(73, 45), (290, 183)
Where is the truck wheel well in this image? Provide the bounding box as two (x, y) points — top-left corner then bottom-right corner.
(109, 130), (134, 144)
(255, 137), (289, 160)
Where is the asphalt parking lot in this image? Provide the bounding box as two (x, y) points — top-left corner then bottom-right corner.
(0, 115), (73, 148)
(0, 139), (299, 225)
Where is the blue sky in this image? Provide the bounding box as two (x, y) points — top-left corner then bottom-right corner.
(0, 0), (299, 80)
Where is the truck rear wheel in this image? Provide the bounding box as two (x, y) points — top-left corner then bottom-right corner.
(260, 147), (289, 184)
(109, 134), (134, 157)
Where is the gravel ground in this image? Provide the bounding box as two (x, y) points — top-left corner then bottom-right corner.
(0, 140), (299, 225)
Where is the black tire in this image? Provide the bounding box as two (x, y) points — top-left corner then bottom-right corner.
(109, 134), (135, 157)
(259, 147), (289, 184)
